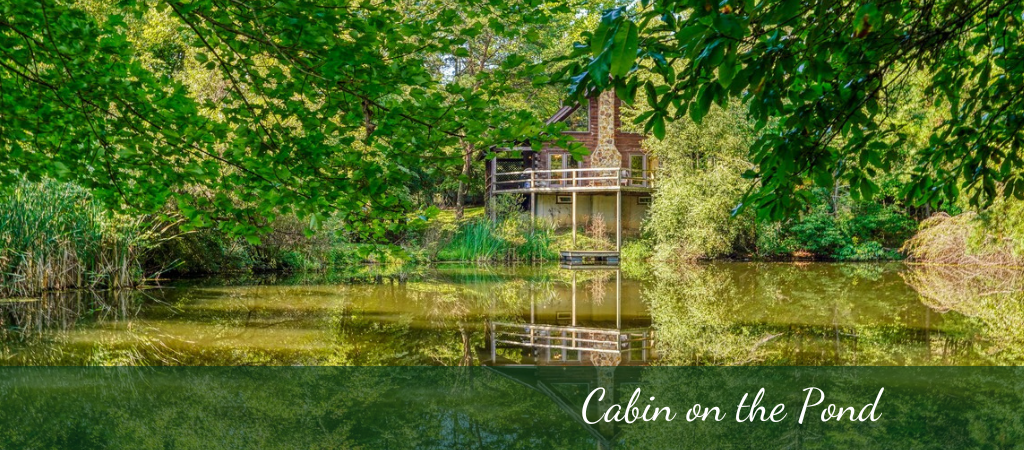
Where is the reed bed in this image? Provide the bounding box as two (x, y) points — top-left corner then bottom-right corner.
(0, 180), (164, 297)
(902, 212), (1024, 266)
(435, 218), (556, 262)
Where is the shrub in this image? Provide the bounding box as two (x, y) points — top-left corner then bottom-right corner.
(903, 211), (1024, 266)
(758, 193), (914, 261)
(646, 162), (755, 261)
(785, 204), (849, 256)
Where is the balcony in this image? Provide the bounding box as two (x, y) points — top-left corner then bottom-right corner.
(490, 167), (656, 194)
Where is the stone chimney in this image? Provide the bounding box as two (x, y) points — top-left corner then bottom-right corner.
(589, 90), (621, 168)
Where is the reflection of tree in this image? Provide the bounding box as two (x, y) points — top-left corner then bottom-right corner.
(903, 265), (1024, 363)
(646, 262), (984, 365)
(645, 264), (768, 365)
(0, 290), (178, 365)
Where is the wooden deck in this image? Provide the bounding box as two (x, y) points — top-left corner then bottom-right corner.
(491, 167), (654, 194)
(559, 250), (619, 267)
(488, 167), (653, 252)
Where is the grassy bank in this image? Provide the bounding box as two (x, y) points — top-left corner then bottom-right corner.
(6, 179), (1024, 299)
(415, 206), (641, 263)
(0, 181), (391, 297)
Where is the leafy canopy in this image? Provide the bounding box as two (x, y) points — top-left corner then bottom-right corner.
(0, 0), (582, 244)
(565, 0), (1024, 219)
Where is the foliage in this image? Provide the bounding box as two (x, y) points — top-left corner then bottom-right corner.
(643, 104), (756, 260)
(0, 180), (163, 297)
(435, 217), (557, 261)
(435, 220), (509, 261)
(903, 210), (1024, 266)
(147, 215), (366, 274)
(763, 195), (916, 261)
(0, 180), (382, 295)
(0, 0), (586, 243)
(641, 100), (918, 261)
(619, 238), (654, 277)
(428, 196), (556, 261)
(567, 0), (1024, 219)
(649, 160), (755, 260)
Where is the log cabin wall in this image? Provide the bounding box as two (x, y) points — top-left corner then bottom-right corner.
(536, 93), (648, 171)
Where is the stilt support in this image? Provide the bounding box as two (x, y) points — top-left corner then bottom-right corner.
(615, 191), (622, 252)
(571, 192), (577, 248)
(530, 192), (536, 232)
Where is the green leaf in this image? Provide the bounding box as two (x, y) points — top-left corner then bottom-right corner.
(718, 49), (738, 88)
(609, 22), (638, 77)
(644, 82), (658, 109)
(591, 8), (623, 58)
(690, 85), (715, 123)
(652, 114), (665, 140)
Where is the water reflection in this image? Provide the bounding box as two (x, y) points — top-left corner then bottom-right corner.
(2, 263), (1024, 366)
(646, 263), (993, 365)
(487, 269), (654, 366)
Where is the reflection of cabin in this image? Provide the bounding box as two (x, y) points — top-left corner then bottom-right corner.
(485, 91), (655, 250)
(485, 269), (655, 366)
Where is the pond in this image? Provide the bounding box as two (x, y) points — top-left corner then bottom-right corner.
(1, 262), (1022, 366)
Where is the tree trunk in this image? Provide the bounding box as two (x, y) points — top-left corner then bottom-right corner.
(455, 140), (473, 219)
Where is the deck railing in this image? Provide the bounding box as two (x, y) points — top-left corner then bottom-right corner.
(490, 322), (655, 362)
(491, 167), (656, 193)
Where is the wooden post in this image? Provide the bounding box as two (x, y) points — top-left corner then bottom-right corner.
(530, 286), (535, 324)
(616, 270), (621, 330)
(616, 191), (622, 252)
(490, 321), (496, 363)
(530, 170), (536, 232)
(571, 192), (577, 248)
(530, 287), (535, 350)
(571, 271), (577, 327)
(490, 160), (498, 223)
(530, 192), (536, 232)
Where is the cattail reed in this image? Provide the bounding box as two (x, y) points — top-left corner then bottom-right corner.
(0, 180), (163, 297)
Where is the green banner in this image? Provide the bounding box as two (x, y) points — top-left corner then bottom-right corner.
(1, 367), (1021, 449)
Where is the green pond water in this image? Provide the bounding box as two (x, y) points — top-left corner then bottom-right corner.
(2, 262), (1023, 366)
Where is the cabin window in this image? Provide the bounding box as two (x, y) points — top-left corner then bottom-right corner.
(629, 154), (647, 172)
(638, 196), (652, 205)
(548, 153), (578, 184)
(563, 106), (589, 132)
(548, 153), (578, 170)
(556, 195), (573, 204)
(628, 154), (648, 186)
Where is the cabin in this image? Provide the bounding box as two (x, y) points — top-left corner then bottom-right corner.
(485, 91), (655, 251)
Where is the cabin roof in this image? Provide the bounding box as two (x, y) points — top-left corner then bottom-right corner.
(545, 103), (582, 125)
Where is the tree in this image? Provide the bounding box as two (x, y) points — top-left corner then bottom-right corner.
(564, 0), (1024, 219)
(0, 0), (583, 245)
(416, 0), (609, 219)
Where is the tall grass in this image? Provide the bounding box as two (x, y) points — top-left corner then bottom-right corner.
(435, 218), (556, 262)
(0, 180), (164, 297)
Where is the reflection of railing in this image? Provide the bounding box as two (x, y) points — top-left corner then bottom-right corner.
(492, 168), (655, 193)
(491, 322), (654, 364)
